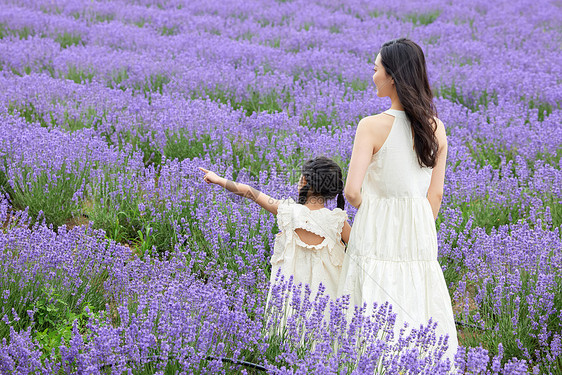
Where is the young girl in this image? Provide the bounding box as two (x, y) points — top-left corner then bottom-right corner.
(198, 156), (352, 303)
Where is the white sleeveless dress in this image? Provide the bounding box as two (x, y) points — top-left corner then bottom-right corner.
(271, 198), (348, 300)
(338, 109), (458, 360)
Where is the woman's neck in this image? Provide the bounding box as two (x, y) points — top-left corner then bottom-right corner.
(390, 95), (404, 111)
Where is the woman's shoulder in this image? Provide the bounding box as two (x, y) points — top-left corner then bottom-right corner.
(357, 113), (395, 133)
(359, 113), (394, 124)
(432, 115), (444, 127)
(432, 116), (447, 143)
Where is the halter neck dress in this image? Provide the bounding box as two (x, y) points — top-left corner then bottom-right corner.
(338, 108), (458, 361)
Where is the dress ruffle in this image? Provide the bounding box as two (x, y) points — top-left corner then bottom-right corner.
(276, 198), (296, 232)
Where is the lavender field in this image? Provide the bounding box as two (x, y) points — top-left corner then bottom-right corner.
(0, 0), (560, 373)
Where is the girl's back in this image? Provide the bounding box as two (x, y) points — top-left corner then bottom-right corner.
(270, 198), (348, 300)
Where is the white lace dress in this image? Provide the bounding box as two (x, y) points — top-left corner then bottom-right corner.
(270, 198), (348, 301)
(338, 109), (459, 360)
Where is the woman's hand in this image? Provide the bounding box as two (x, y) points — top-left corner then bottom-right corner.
(198, 167), (223, 185)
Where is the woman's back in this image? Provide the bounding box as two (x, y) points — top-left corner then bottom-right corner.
(348, 109), (437, 261)
(340, 108), (458, 361)
(362, 109), (433, 199)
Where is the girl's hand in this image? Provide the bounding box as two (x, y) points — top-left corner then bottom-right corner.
(198, 166), (280, 215)
(198, 167), (222, 185)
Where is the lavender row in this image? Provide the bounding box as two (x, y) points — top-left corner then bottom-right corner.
(0, 209), (532, 373)
(0, 0), (560, 371)
(0, 74), (560, 170)
(1, 75), (560, 235)
(0, 0), (559, 111)
(1, 115), (561, 369)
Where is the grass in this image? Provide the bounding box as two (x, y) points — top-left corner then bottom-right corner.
(86, 168), (191, 255)
(0, 24), (34, 39)
(134, 18), (147, 27)
(163, 131), (216, 162)
(469, 139), (562, 171)
(161, 25), (178, 36)
(0, 23), (7, 39)
(0, 255), (109, 362)
(369, 10), (385, 18)
(199, 87), (290, 116)
(436, 83), (497, 112)
(535, 147), (562, 167)
(528, 99), (554, 122)
(545, 196), (562, 229)
(329, 25), (341, 34)
(133, 73), (171, 100)
(62, 106), (101, 131)
(268, 37), (281, 48)
(347, 78), (370, 92)
(300, 109), (334, 131)
(0, 161), (89, 228)
(95, 13), (115, 23)
(457, 199), (525, 234)
(440, 256), (467, 295)
(55, 32), (84, 48)
(65, 65), (95, 84)
(457, 272), (562, 371)
(404, 10), (442, 26)
(0, 223), (115, 368)
(107, 67), (130, 91)
(235, 31), (254, 41)
(300, 22), (313, 31)
(8, 101), (104, 132)
(467, 141), (517, 169)
(86, 170), (148, 244)
(0, 168), (14, 202)
(8, 102), (52, 127)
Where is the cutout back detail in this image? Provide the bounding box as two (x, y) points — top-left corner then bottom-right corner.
(294, 228), (326, 246)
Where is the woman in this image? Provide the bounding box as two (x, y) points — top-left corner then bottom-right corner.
(338, 38), (458, 361)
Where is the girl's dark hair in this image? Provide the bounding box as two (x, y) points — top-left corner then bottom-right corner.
(298, 156), (345, 210)
(380, 38), (439, 168)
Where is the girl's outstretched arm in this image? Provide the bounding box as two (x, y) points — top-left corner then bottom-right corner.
(199, 167), (280, 215)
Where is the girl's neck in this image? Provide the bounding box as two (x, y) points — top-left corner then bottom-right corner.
(305, 196), (326, 210)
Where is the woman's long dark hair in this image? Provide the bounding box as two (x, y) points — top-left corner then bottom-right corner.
(298, 156), (345, 210)
(380, 38), (439, 168)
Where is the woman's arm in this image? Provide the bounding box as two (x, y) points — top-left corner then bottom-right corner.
(426, 119), (448, 220)
(199, 167), (280, 215)
(344, 117), (379, 208)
